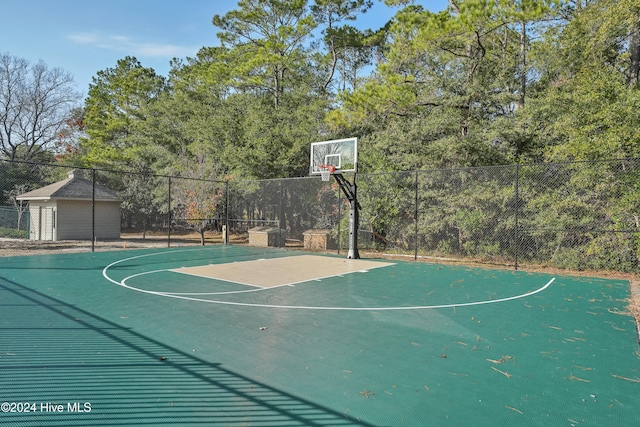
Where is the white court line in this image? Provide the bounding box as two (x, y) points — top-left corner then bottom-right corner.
(102, 249), (555, 311)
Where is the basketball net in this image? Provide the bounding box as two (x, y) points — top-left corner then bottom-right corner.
(319, 165), (335, 182)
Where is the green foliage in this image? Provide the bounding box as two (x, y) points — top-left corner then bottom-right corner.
(310, 0), (375, 91)
(329, 0), (557, 171)
(521, 0), (640, 161)
(212, 0), (316, 108)
(549, 233), (638, 273)
(81, 57), (167, 168)
(7, 0), (640, 180)
(0, 227), (27, 239)
(73, 0), (638, 178)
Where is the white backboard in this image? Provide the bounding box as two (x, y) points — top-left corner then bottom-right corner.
(309, 138), (358, 175)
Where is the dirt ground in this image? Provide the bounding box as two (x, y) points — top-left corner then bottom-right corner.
(0, 231), (307, 258)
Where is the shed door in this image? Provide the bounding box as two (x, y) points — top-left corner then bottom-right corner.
(35, 206), (56, 241)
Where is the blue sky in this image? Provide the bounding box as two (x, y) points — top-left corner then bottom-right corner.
(1, 0), (448, 97)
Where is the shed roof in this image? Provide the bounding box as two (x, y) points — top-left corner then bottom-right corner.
(17, 169), (121, 202)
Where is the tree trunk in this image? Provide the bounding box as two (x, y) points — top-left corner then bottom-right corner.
(629, 16), (640, 87)
(518, 20), (527, 109)
(324, 36), (338, 92)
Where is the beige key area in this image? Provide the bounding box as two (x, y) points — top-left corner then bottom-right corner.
(171, 254), (394, 288)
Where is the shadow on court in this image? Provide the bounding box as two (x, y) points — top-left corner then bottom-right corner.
(0, 276), (373, 426)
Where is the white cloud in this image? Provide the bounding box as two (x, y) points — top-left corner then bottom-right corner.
(67, 33), (100, 44)
(66, 32), (196, 58)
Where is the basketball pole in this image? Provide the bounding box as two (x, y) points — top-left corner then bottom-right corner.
(333, 173), (360, 259)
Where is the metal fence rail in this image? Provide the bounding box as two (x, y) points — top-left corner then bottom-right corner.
(1, 158), (638, 273)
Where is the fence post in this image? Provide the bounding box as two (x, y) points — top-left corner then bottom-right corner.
(167, 176), (171, 248)
(91, 169), (96, 253)
(225, 180), (230, 245)
(337, 183), (342, 255)
(514, 164), (519, 270)
(279, 179), (283, 246)
(414, 170), (419, 260)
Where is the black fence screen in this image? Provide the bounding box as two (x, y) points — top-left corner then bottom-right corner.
(2, 158), (639, 273)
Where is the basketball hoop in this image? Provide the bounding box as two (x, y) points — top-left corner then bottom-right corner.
(310, 138), (360, 259)
(319, 164), (335, 182)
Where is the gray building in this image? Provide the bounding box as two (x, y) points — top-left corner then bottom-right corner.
(17, 170), (121, 241)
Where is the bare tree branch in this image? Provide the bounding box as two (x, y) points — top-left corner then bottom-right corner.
(0, 53), (81, 161)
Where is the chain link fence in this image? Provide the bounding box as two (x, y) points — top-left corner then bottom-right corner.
(227, 177), (342, 246)
(1, 158), (639, 273)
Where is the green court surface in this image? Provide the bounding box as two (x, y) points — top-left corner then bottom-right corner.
(1, 246), (639, 426)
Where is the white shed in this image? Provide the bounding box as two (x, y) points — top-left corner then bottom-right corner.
(17, 170), (121, 241)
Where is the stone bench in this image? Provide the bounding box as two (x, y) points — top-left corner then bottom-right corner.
(248, 226), (286, 247)
(303, 229), (335, 251)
